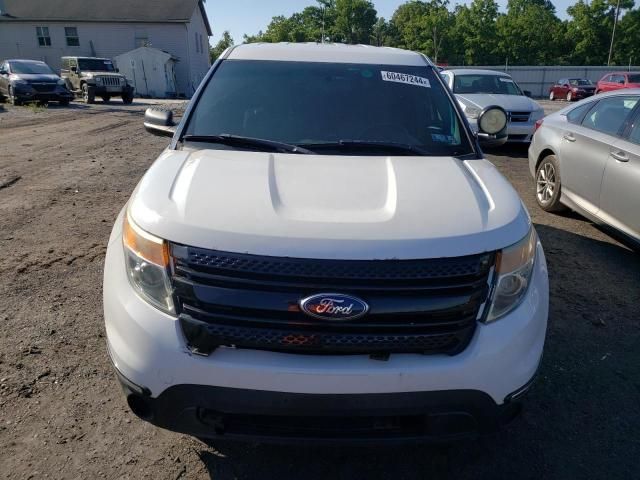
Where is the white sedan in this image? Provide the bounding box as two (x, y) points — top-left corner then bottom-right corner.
(441, 69), (544, 143)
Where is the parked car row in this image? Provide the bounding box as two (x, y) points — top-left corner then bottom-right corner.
(548, 72), (640, 102)
(0, 57), (134, 106)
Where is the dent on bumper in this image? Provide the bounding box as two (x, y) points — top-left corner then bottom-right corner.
(105, 231), (548, 407)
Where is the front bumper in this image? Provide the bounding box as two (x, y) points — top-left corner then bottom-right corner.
(13, 84), (73, 102)
(91, 84), (133, 96)
(104, 210), (549, 440)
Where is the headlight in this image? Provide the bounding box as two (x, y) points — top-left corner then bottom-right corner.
(9, 75), (27, 85)
(57, 79), (65, 86)
(119, 77), (125, 85)
(123, 214), (175, 315)
(465, 106), (482, 119)
(478, 107), (508, 135)
(484, 227), (537, 323)
(95, 76), (103, 84)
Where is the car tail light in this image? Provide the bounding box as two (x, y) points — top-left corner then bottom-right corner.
(534, 119), (543, 133)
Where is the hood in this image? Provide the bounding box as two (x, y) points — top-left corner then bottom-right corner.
(456, 93), (540, 112)
(128, 150), (531, 260)
(14, 74), (60, 83)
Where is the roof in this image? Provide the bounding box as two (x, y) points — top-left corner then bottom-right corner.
(6, 59), (47, 64)
(227, 43), (431, 66)
(0, 0), (212, 35)
(445, 69), (511, 77)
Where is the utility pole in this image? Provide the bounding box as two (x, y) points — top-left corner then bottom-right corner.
(321, 7), (325, 44)
(607, 0), (621, 66)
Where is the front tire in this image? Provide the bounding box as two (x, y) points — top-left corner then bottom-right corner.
(8, 86), (22, 106)
(122, 94), (133, 105)
(549, 91), (555, 101)
(82, 84), (95, 104)
(59, 99), (70, 106)
(536, 155), (566, 213)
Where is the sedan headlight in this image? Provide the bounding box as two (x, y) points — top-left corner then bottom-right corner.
(9, 75), (27, 85)
(57, 79), (66, 86)
(123, 214), (175, 315)
(485, 227), (537, 323)
(465, 106), (482, 119)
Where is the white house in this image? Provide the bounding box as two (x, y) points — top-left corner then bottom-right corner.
(0, 0), (212, 97)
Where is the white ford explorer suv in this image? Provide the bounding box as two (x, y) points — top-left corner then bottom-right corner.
(104, 43), (548, 442)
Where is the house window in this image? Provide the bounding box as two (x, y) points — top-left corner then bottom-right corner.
(36, 26), (51, 46)
(65, 27), (79, 47)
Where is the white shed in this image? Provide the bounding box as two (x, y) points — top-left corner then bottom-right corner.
(114, 47), (179, 98)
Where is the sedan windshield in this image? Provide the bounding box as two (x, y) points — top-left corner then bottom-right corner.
(185, 60), (473, 156)
(78, 59), (115, 72)
(9, 61), (54, 75)
(569, 79), (592, 86)
(453, 74), (522, 96)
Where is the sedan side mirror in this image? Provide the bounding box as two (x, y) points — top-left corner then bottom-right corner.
(523, 90), (532, 97)
(144, 108), (176, 137)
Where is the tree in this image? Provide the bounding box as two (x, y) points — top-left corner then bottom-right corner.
(331, 0), (378, 44)
(210, 31), (234, 62)
(371, 17), (390, 46)
(451, 0), (500, 65)
(614, 8), (640, 65)
(496, 0), (563, 65)
(390, 0), (453, 64)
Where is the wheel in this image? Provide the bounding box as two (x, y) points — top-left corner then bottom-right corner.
(536, 155), (567, 212)
(82, 83), (95, 104)
(566, 91), (573, 102)
(8, 86), (22, 106)
(101, 95), (111, 103)
(59, 99), (70, 107)
(595, 89), (601, 95)
(549, 91), (555, 101)
(122, 94), (133, 105)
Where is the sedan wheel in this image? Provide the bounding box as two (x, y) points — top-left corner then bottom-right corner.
(536, 155), (566, 212)
(566, 91), (573, 102)
(549, 91), (555, 101)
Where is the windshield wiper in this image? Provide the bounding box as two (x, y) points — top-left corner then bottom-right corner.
(181, 134), (315, 154)
(300, 140), (430, 155)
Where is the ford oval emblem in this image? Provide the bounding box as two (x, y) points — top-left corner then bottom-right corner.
(300, 293), (369, 321)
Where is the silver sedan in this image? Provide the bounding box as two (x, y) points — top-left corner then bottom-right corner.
(529, 89), (640, 246)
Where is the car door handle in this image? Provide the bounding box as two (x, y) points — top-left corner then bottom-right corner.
(610, 150), (629, 162)
(562, 133), (576, 142)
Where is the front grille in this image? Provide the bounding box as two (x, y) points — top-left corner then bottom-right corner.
(170, 245), (494, 356)
(508, 111), (531, 123)
(99, 76), (120, 87)
(31, 83), (56, 92)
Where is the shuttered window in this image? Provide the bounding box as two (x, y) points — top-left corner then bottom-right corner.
(36, 26), (51, 47)
(65, 27), (79, 47)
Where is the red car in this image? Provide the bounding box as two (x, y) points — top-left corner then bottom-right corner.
(596, 72), (640, 94)
(548, 78), (596, 101)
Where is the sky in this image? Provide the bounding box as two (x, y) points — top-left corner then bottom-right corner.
(204, 0), (574, 45)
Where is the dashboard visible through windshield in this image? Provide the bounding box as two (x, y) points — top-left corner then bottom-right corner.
(453, 74), (523, 96)
(184, 60), (474, 156)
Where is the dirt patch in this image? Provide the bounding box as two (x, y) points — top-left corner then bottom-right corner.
(0, 102), (638, 479)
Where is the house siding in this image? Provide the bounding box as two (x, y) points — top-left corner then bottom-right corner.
(0, 7), (210, 96)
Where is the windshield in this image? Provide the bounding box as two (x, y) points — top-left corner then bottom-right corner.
(453, 74), (522, 95)
(569, 79), (592, 86)
(185, 60), (473, 156)
(78, 59), (115, 72)
(628, 74), (640, 83)
(9, 61), (54, 75)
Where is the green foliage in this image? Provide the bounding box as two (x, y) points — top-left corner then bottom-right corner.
(210, 31), (234, 62)
(240, 0), (640, 66)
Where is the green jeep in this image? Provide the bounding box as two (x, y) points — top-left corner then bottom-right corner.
(61, 56), (134, 104)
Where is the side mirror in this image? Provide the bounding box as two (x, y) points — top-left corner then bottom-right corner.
(144, 108), (176, 137)
(523, 90), (532, 97)
(475, 106), (508, 148)
(71, 66), (77, 73)
(115, 68), (120, 73)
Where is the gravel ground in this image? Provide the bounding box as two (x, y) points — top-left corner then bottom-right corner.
(0, 99), (638, 479)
